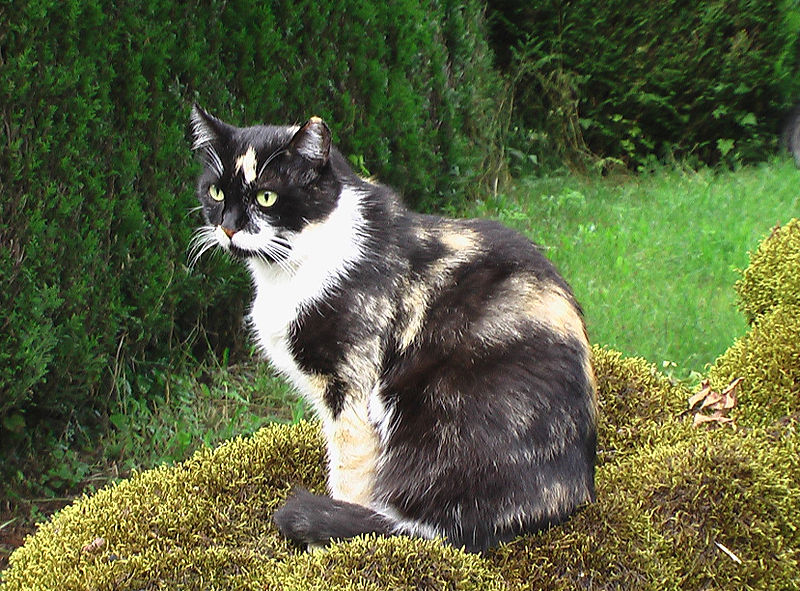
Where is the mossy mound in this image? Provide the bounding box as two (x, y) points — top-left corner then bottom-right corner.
(4, 410), (798, 589)
(4, 222), (800, 589)
(591, 345), (691, 464)
(492, 430), (800, 590)
(735, 218), (800, 323)
(706, 303), (800, 428)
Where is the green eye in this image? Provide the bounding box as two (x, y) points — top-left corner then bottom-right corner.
(209, 185), (224, 202)
(256, 190), (278, 208)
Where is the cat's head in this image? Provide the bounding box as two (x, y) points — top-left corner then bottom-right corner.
(189, 105), (344, 266)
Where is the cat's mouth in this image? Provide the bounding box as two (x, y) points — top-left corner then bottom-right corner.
(219, 227), (293, 265)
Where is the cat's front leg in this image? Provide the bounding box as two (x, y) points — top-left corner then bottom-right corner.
(322, 396), (382, 506)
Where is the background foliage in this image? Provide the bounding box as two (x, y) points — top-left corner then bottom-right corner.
(0, 0), (501, 486)
(487, 0), (800, 172)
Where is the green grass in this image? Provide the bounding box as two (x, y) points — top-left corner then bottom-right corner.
(465, 156), (800, 379)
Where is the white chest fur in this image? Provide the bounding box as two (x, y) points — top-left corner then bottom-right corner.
(246, 186), (382, 505)
(246, 186), (363, 381)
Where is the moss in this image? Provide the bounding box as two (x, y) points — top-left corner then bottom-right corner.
(592, 345), (692, 465)
(735, 218), (800, 323)
(2, 421), (326, 590)
(492, 430), (800, 590)
(706, 304), (800, 428)
(6, 413), (798, 590)
(280, 536), (506, 591)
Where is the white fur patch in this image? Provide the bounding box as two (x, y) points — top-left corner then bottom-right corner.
(375, 505), (442, 540)
(247, 186), (367, 399)
(235, 146), (258, 184)
(367, 382), (396, 445)
(244, 185), (384, 505)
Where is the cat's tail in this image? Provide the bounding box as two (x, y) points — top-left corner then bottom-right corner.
(273, 488), (393, 547)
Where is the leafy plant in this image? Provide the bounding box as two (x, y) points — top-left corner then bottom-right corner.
(487, 0), (800, 170)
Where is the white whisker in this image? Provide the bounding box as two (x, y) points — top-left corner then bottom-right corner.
(188, 225), (221, 268)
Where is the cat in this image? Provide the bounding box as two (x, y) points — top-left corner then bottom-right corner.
(189, 105), (597, 553)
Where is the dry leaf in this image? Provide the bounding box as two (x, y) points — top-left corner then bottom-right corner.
(693, 413), (734, 427)
(688, 378), (741, 428)
(700, 390), (725, 410)
(688, 380), (712, 409)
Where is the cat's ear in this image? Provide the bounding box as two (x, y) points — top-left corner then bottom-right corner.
(190, 105), (233, 175)
(190, 104), (227, 149)
(288, 116), (331, 167)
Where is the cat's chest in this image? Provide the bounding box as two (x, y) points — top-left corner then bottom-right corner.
(247, 259), (335, 402)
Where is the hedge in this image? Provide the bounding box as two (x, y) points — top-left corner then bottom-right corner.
(0, 0), (502, 484)
(3, 221), (799, 589)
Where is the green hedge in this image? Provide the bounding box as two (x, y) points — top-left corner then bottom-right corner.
(0, 0), (501, 484)
(487, 0), (800, 171)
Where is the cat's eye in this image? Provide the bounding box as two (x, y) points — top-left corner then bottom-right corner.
(209, 185), (224, 202)
(256, 190), (278, 208)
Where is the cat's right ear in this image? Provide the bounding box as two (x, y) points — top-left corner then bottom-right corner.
(288, 116), (331, 168)
(190, 105), (231, 175)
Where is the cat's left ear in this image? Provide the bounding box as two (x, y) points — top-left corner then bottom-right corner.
(190, 104), (233, 151)
(288, 116), (331, 168)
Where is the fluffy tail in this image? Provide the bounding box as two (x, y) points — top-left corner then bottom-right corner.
(273, 489), (393, 547)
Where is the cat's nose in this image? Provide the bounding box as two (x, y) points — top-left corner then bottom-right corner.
(221, 226), (236, 238)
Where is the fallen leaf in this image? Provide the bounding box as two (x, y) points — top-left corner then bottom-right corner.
(699, 390), (725, 411)
(688, 378), (741, 428)
(693, 413), (734, 427)
(688, 380), (712, 409)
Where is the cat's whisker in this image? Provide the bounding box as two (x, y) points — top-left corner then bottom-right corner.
(188, 226), (220, 268)
(260, 239), (297, 275)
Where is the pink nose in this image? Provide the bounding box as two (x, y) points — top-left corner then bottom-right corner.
(221, 226), (236, 238)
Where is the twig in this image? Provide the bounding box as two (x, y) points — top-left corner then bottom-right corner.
(715, 541), (743, 564)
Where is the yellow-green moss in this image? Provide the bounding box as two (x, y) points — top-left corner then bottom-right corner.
(735, 218), (800, 323)
(491, 429), (800, 590)
(2, 421), (327, 590)
(6, 411), (798, 590)
(706, 303), (800, 428)
(592, 345), (692, 464)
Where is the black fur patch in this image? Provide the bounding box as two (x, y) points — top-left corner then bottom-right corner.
(274, 489), (392, 546)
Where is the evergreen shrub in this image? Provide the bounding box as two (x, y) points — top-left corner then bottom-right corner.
(0, 0), (502, 484)
(487, 0), (800, 170)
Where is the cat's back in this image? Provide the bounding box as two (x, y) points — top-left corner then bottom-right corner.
(391, 211), (588, 355)
(373, 211), (597, 551)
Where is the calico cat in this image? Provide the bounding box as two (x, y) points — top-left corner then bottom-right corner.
(189, 105), (597, 553)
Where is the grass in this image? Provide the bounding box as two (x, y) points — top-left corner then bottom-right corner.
(466, 156), (800, 380)
(2, 156), (799, 569)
